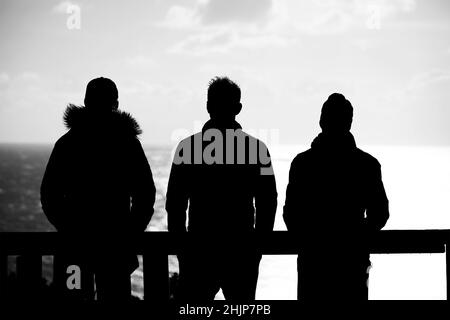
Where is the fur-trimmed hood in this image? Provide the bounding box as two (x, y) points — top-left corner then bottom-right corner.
(63, 104), (142, 137)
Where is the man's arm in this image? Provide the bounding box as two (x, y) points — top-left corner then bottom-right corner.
(283, 158), (299, 232)
(255, 143), (277, 232)
(130, 138), (156, 231)
(365, 161), (389, 231)
(40, 140), (66, 230)
(166, 142), (190, 233)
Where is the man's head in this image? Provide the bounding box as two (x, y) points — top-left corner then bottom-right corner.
(84, 77), (119, 112)
(207, 77), (242, 121)
(320, 93), (353, 134)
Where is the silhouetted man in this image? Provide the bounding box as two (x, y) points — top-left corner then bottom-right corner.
(166, 77), (277, 300)
(283, 93), (389, 301)
(41, 77), (156, 300)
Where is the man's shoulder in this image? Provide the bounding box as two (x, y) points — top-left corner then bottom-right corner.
(240, 130), (267, 146)
(291, 148), (314, 165)
(54, 130), (73, 148)
(355, 148), (381, 168)
(175, 132), (200, 150)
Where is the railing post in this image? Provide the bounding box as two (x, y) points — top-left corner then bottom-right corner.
(143, 249), (169, 304)
(447, 244), (449, 301)
(16, 255), (42, 299)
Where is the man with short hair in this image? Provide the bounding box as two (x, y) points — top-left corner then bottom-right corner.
(283, 93), (389, 301)
(166, 77), (277, 300)
(41, 77), (155, 300)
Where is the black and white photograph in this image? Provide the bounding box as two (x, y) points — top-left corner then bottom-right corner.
(0, 0), (449, 316)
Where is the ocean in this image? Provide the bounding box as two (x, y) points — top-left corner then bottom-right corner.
(0, 143), (449, 300)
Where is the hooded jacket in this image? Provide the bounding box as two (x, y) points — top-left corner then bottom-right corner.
(283, 132), (389, 247)
(41, 105), (156, 237)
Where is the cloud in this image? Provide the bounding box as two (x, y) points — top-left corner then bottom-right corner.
(159, 0), (416, 55)
(119, 80), (195, 104)
(354, 0), (417, 30)
(169, 30), (234, 55)
(158, 5), (200, 29)
(0, 72), (82, 142)
(0, 73), (10, 85)
(160, 0), (272, 29)
(386, 69), (450, 111)
(272, 0), (416, 34)
(124, 55), (156, 69)
(0, 72), (47, 115)
(169, 28), (293, 55)
(161, 0), (292, 55)
(18, 72), (40, 82)
(52, 1), (79, 14)
(407, 70), (450, 91)
(199, 0), (272, 25)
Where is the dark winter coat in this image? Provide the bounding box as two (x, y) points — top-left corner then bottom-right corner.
(283, 132), (389, 300)
(41, 105), (155, 272)
(283, 132), (389, 247)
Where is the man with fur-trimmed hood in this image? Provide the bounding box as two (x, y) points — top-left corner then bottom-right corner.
(41, 77), (155, 300)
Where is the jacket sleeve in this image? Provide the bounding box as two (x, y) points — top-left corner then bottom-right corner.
(130, 138), (156, 231)
(40, 140), (66, 231)
(365, 161), (389, 231)
(165, 142), (189, 233)
(254, 143), (277, 232)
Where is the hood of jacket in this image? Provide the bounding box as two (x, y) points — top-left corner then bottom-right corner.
(311, 131), (357, 152)
(63, 104), (142, 137)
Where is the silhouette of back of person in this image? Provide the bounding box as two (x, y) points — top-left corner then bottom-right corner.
(166, 77), (277, 301)
(41, 77), (156, 300)
(283, 93), (389, 301)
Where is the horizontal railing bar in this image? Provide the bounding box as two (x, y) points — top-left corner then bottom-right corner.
(0, 230), (449, 301)
(0, 230), (448, 255)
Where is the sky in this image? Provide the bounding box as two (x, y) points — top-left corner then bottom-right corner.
(0, 0), (450, 146)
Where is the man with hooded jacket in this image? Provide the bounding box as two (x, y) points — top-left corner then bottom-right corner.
(41, 77), (155, 300)
(283, 93), (389, 301)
